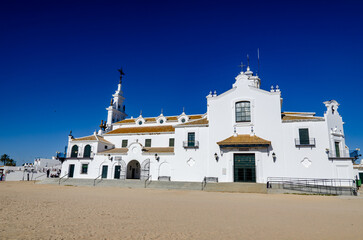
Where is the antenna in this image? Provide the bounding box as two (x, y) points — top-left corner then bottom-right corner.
(257, 48), (260, 77)
(247, 54), (250, 67)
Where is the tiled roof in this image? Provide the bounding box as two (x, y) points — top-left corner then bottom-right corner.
(177, 118), (209, 127)
(282, 115), (324, 122)
(106, 125), (175, 135)
(72, 135), (113, 145)
(99, 148), (128, 154)
(217, 134), (271, 147)
(72, 136), (97, 141)
(143, 147), (174, 153)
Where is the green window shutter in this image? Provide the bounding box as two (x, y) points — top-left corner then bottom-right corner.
(145, 139), (151, 147)
(71, 145), (78, 158)
(335, 142), (340, 157)
(81, 164), (88, 174)
(169, 138), (175, 147)
(122, 140), (128, 148)
(299, 128), (309, 145)
(188, 133), (195, 147)
(83, 145), (91, 158)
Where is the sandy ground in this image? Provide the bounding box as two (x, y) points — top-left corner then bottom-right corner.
(0, 182), (362, 240)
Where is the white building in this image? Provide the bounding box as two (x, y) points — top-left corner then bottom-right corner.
(60, 65), (355, 183)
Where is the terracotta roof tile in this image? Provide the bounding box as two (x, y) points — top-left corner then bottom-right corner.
(72, 136), (97, 141)
(282, 115), (324, 122)
(143, 147), (174, 153)
(106, 125), (175, 135)
(178, 118), (208, 126)
(99, 148), (128, 154)
(217, 134), (271, 146)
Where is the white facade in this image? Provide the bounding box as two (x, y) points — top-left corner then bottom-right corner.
(60, 66), (355, 183)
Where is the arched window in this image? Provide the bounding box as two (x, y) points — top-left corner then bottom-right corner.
(83, 145), (91, 158)
(71, 145), (78, 158)
(236, 101), (251, 122)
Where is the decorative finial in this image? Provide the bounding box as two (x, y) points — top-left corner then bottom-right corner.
(99, 120), (106, 131)
(117, 68), (125, 84)
(69, 130), (72, 136)
(161, 108), (163, 115)
(110, 98), (113, 106)
(247, 54), (250, 67)
(140, 110), (142, 116)
(182, 107), (185, 113)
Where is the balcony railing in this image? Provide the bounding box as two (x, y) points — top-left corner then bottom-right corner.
(328, 150), (351, 159)
(183, 141), (199, 148)
(295, 138), (316, 147)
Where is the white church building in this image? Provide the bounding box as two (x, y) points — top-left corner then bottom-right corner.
(60, 66), (355, 183)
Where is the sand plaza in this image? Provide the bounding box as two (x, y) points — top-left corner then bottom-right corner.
(0, 181), (362, 240)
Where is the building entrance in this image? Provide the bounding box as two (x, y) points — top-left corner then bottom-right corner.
(234, 154), (256, 182)
(127, 160), (140, 179)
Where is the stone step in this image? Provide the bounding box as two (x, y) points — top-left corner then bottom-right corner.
(37, 178), (267, 193)
(204, 182), (267, 193)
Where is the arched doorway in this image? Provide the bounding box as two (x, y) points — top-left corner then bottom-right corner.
(127, 160), (140, 179)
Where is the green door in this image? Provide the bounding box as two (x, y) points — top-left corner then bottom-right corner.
(234, 154), (256, 182)
(102, 165), (108, 179)
(114, 166), (121, 179)
(68, 164), (75, 178)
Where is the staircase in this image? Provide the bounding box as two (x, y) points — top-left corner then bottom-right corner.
(37, 178), (267, 193)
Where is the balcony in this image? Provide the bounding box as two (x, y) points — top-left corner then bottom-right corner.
(183, 141), (199, 148)
(295, 138), (316, 147)
(328, 150), (352, 159)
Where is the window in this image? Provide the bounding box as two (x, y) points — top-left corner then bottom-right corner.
(81, 164), (88, 174)
(71, 145), (78, 158)
(235, 101), (251, 122)
(188, 132), (195, 147)
(181, 118), (186, 123)
(335, 142), (340, 157)
(160, 119), (164, 124)
(299, 128), (309, 145)
(169, 138), (175, 147)
(83, 145), (91, 158)
(145, 139), (151, 147)
(138, 121), (142, 125)
(122, 140), (128, 148)
(105, 145), (108, 149)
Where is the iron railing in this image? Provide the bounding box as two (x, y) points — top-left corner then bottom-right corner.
(328, 150), (351, 159)
(144, 175), (152, 188)
(58, 173), (68, 185)
(266, 177), (357, 195)
(93, 174), (103, 186)
(183, 141), (199, 148)
(295, 138), (316, 147)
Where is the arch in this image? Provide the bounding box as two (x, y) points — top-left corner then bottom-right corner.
(83, 145), (91, 158)
(158, 162), (171, 179)
(127, 160), (140, 179)
(71, 145), (78, 158)
(140, 159), (150, 180)
(111, 158), (126, 179)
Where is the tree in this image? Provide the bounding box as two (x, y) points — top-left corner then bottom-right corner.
(0, 154), (16, 166)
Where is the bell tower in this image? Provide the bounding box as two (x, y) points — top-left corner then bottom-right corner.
(106, 68), (127, 130)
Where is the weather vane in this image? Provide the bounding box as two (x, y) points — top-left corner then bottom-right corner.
(117, 68), (125, 84)
(239, 62), (245, 71)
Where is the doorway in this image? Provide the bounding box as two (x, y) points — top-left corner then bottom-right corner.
(234, 154), (256, 182)
(101, 165), (108, 179)
(114, 165), (121, 179)
(127, 160), (140, 179)
(68, 164), (75, 178)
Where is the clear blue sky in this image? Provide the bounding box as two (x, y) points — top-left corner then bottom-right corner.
(0, 0), (362, 165)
